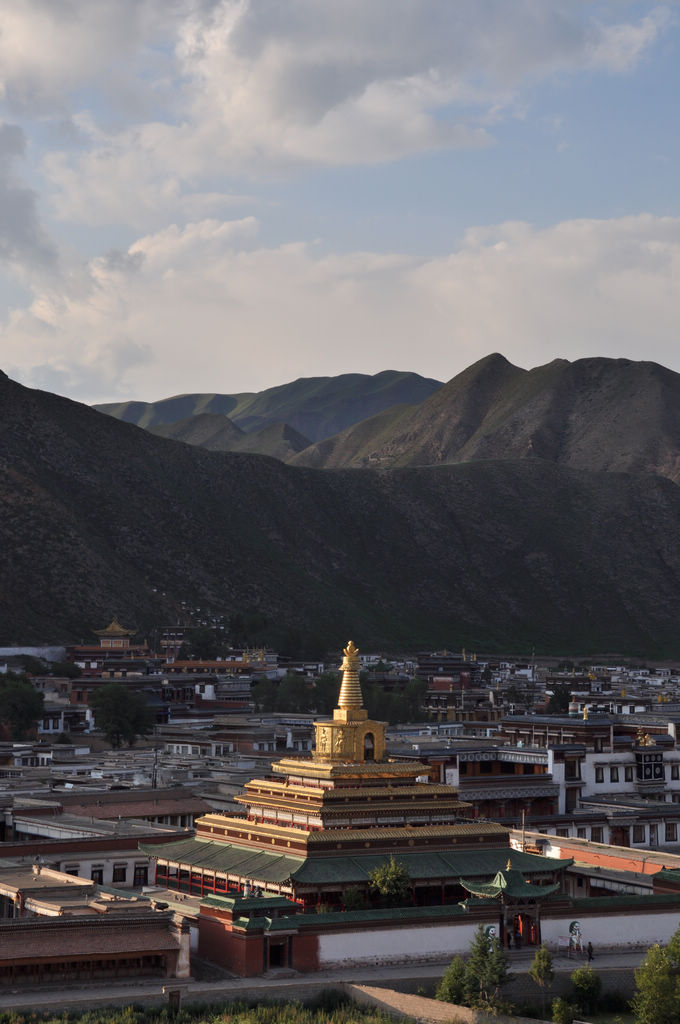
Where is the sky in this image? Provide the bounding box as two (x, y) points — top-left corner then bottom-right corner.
(1, 1), (680, 405)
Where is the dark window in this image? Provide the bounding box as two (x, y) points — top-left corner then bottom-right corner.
(666, 823), (677, 843)
(633, 826), (645, 843)
(91, 868), (104, 884)
(673, 765), (679, 780)
(625, 766), (633, 782)
(610, 766), (619, 783)
(595, 767), (604, 783)
(112, 864), (127, 883)
(479, 762), (492, 774)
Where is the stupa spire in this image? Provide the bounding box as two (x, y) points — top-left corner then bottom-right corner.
(337, 641), (362, 709)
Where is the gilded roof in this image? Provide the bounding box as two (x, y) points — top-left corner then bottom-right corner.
(93, 616), (135, 637)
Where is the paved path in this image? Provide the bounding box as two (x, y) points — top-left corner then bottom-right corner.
(0, 947), (647, 1014)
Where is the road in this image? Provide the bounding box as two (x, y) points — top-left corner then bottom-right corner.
(0, 946), (647, 1014)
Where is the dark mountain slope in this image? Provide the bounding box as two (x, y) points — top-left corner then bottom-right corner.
(151, 412), (246, 448)
(94, 370), (443, 443)
(292, 355), (680, 482)
(151, 413), (310, 460)
(3, 373), (680, 654)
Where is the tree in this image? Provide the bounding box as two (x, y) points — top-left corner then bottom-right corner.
(0, 674), (44, 739)
(90, 683), (154, 748)
(436, 956), (467, 1004)
(465, 924), (509, 1010)
(368, 855), (411, 907)
(552, 996), (576, 1024)
(632, 942), (680, 1024)
(547, 682), (572, 714)
(570, 964), (601, 1016)
(529, 944), (554, 1016)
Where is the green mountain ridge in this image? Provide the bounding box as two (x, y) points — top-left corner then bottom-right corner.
(94, 370), (443, 443)
(3, 370), (680, 655)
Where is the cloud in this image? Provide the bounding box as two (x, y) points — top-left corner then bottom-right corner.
(21, 1), (667, 228)
(0, 122), (56, 270)
(4, 212), (680, 403)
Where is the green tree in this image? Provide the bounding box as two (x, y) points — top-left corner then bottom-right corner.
(90, 683), (154, 748)
(277, 672), (311, 713)
(342, 886), (367, 912)
(529, 944), (554, 1015)
(368, 855), (411, 907)
(632, 943), (680, 1024)
(179, 626), (225, 661)
(570, 964), (602, 1016)
(552, 996), (576, 1024)
(312, 672), (339, 716)
(466, 924), (509, 1010)
(0, 674), (44, 739)
(250, 678), (279, 712)
(547, 682), (572, 714)
(436, 955), (467, 1004)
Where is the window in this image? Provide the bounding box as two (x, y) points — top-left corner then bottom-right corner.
(91, 867), (104, 884)
(591, 827), (603, 843)
(633, 825), (645, 844)
(112, 863), (127, 884)
(64, 864), (79, 877)
(625, 766), (633, 782)
(666, 823), (677, 843)
(595, 767), (604, 784)
(610, 766), (619, 783)
(479, 762), (493, 774)
(672, 765), (679, 781)
(577, 827), (586, 839)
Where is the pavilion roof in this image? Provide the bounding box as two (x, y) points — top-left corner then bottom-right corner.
(459, 867), (563, 901)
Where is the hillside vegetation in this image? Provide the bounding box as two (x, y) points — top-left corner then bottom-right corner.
(3, 372), (680, 655)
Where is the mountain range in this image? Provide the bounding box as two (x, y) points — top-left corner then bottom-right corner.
(96, 355), (680, 484)
(3, 356), (680, 656)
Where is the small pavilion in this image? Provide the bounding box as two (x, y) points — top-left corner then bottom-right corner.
(459, 860), (561, 948)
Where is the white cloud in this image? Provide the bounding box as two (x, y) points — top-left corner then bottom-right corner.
(12, 0), (664, 228)
(0, 122), (56, 270)
(4, 212), (680, 404)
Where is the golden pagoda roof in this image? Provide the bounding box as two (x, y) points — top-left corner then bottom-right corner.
(94, 615), (136, 638)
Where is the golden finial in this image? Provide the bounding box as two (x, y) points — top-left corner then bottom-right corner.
(506, 858), (512, 871)
(583, 706), (588, 720)
(337, 641), (363, 709)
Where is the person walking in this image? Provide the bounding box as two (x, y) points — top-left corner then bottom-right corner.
(587, 941), (594, 962)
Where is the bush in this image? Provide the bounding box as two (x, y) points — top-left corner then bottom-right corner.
(570, 963), (602, 1013)
(552, 996), (576, 1024)
(436, 955), (467, 1004)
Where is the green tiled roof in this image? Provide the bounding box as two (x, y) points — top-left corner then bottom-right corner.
(307, 903), (470, 925)
(139, 838), (303, 885)
(291, 848), (569, 885)
(141, 837), (569, 889)
(572, 893), (680, 909)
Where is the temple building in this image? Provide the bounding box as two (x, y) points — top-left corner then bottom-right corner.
(142, 643), (570, 971)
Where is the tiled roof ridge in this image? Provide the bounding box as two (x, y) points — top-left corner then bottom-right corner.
(0, 912), (172, 932)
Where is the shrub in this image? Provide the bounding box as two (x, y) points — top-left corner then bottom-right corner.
(552, 996), (576, 1024)
(570, 963), (602, 1014)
